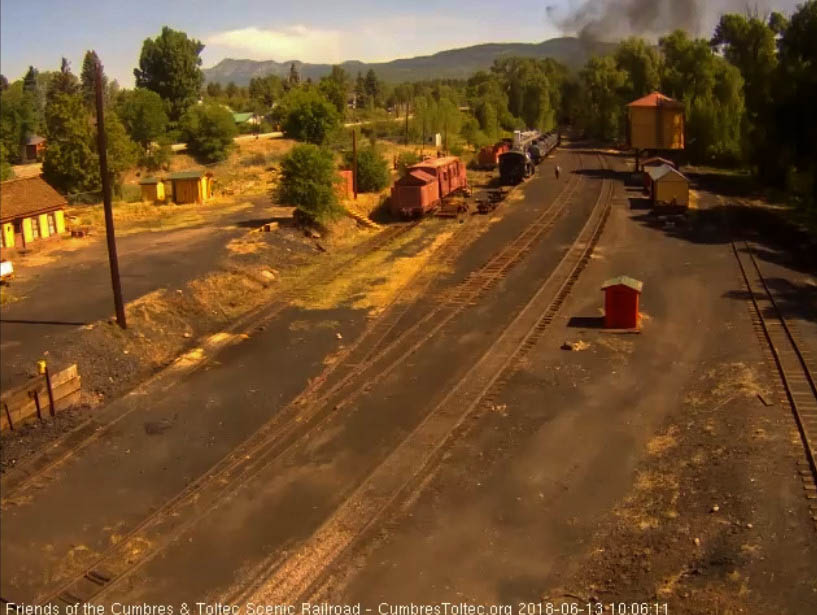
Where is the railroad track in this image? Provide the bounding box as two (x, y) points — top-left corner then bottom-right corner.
(732, 239), (817, 524)
(0, 219), (421, 503)
(27, 150), (590, 607)
(234, 154), (615, 605)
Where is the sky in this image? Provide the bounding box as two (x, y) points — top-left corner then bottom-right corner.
(0, 0), (804, 86)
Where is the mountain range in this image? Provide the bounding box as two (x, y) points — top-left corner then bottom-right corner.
(202, 37), (616, 85)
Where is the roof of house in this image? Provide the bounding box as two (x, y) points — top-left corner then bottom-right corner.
(627, 91), (685, 109)
(232, 112), (254, 124)
(138, 176), (164, 185)
(601, 276), (644, 293)
(168, 169), (211, 180)
(647, 164), (688, 182)
(0, 176), (67, 222)
(642, 156), (676, 168)
(26, 135), (46, 146)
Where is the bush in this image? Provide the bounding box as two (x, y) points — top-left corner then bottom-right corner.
(276, 144), (343, 225)
(396, 151), (420, 177)
(139, 140), (172, 171)
(179, 102), (237, 163)
(344, 145), (390, 193)
(274, 88), (340, 145)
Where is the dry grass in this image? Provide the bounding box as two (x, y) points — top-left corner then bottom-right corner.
(68, 198), (255, 236)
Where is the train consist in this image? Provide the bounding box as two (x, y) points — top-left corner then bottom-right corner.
(390, 156), (469, 217)
(498, 130), (559, 185)
(390, 129), (559, 218)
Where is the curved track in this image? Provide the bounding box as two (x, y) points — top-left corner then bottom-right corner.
(33, 150), (593, 605)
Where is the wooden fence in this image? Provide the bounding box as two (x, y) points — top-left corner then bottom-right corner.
(1, 364), (81, 431)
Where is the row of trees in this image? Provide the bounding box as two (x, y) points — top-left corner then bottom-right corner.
(568, 1), (817, 206)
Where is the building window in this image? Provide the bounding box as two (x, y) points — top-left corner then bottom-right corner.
(31, 216), (40, 239)
(47, 213), (56, 234)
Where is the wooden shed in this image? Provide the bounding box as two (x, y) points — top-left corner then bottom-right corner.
(0, 177), (67, 249)
(167, 170), (214, 204)
(138, 176), (167, 203)
(602, 276), (643, 330)
(627, 92), (685, 151)
(23, 135), (46, 162)
(647, 164), (689, 208)
(641, 156), (677, 189)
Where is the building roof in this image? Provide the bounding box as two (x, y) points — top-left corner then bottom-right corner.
(168, 169), (211, 180)
(602, 276), (643, 293)
(232, 112), (254, 124)
(26, 135), (46, 146)
(138, 176), (164, 185)
(411, 156), (461, 169)
(0, 176), (67, 223)
(642, 156), (676, 168)
(627, 91), (685, 110)
(647, 164), (688, 182)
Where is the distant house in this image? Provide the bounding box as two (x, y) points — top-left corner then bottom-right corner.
(0, 176), (67, 249)
(232, 112), (259, 126)
(138, 176), (167, 203)
(167, 170), (214, 204)
(647, 164), (689, 208)
(23, 135), (46, 162)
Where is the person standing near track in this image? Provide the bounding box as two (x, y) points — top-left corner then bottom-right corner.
(555, 164), (561, 180)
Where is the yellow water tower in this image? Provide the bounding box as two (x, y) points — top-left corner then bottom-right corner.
(627, 91), (685, 152)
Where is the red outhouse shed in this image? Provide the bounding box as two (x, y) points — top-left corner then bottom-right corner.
(602, 276), (643, 329)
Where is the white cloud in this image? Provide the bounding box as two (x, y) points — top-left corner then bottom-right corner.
(207, 25), (343, 63)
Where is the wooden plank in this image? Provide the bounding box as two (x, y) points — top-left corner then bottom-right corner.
(0, 373), (81, 432)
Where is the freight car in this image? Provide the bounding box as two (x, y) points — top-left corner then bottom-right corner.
(476, 140), (511, 169)
(498, 149), (535, 184)
(390, 156), (469, 217)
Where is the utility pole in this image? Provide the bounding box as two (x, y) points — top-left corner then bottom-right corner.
(352, 128), (358, 200)
(404, 100), (409, 145)
(94, 56), (126, 329)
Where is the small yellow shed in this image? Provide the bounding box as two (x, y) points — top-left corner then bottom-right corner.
(648, 164), (689, 208)
(167, 170), (214, 204)
(138, 176), (167, 203)
(627, 92), (685, 151)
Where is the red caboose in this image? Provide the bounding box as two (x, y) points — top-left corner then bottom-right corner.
(390, 156), (468, 217)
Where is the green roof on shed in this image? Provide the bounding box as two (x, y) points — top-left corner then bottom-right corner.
(168, 169), (207, 180)
(233, 112), (254, 123)
(138, 176), (164, 185)
(601, 276), (643, 293)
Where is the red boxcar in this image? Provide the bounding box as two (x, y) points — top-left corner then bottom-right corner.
(390, 156), (468, 217)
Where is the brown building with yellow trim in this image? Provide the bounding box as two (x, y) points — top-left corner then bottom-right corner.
(167, 170), (214, 204)
(627, 92), (685, 151)
(0, 176), (68, 250)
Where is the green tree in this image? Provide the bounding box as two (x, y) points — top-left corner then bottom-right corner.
(97, 110), (139, 193)
(776, 0), (817, 205)
(0, 82), (37, 164)
(318, 66), (350, 114)
(276, 144), (342, 225)
(80, 50), (104, 109)
(274, 88), (340, 144)
(0, 143), (14, 180)
(248, 75), (282, 114)
(134, 26), (204, 120)
(344, 145), (389, 192)
(0, 75), (8, 92)
(48, 58), (79, 97)
(577, 55), (627, 140)
(614, 37), (662, 102)
(116, 88), (169, 151)
(179, 102), (237, 163)
(42, 90), (98, 194)
(206, 82), (223, 98)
